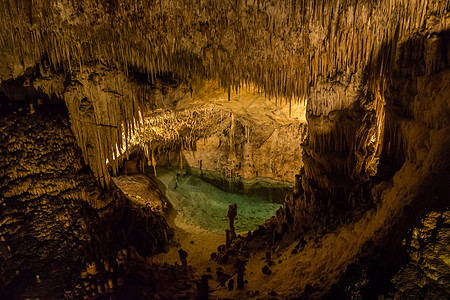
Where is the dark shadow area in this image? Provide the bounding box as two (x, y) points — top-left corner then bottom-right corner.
(329, 29), (450, 299)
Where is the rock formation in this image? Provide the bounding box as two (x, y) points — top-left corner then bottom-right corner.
(0, 0), (449, 299)
(228, 203), (238, 241)
(0, 107), (171, 298)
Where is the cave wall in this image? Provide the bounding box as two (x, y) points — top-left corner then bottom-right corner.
(126, 80), (308, 182)
(392, 209), (450, 298)
(182, 114), (307, 182)
(380, 31), (450, 297)
(0, 106), (171, 298)
(235, 16), (450, 297)
(332, 33), (450, 297)
(245, 50), (449, 297)
(0, 109), (97, 298)
(271, 11), (450, 226)
(381, 33), (450, 178)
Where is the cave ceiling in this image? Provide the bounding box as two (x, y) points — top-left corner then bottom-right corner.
(0, 0), (449, 185)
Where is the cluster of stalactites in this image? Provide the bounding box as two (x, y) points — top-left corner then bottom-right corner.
(1, 0), (447, 102)
(35, 65), (152, 187)
(1, 0), (448, 186)
(69, 113), (143, 187)
(135, 105), (232, 168)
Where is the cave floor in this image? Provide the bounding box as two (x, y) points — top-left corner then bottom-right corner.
(112, 168), (406, 298)
(145, 167), (281, 265)
(145, 167), (289, 297)
(145, 163), (425, 298)
(117, 168), (397, 298)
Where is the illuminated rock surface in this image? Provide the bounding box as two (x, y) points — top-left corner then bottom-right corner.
(0, 0), (449, 299)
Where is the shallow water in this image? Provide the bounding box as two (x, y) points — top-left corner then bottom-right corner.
(149, 167), (282, 234)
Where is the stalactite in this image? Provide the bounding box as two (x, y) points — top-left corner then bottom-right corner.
(3, 0), (444, 96)
(0, 0), (447, 185)
(230, 112), (235, 155)
(151, 149), (157, 177)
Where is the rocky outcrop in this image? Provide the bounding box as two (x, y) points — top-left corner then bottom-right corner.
(0, 106), (171, 298)
(392, 209), (450, 299)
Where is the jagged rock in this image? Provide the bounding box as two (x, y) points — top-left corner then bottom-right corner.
(392, 209), (450, 298)
(0, 110), (171, 299)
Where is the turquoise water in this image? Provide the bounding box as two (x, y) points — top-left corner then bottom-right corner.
(150, 167), (282, 234)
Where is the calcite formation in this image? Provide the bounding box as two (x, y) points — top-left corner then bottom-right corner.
(112, 174), (169, 214)
(1, 0), (448, 191)
(136, 103), (307, 181)
(392, 209), (450, 299)
(0, 0), (449, 299)
(32, 65), (154, 186)
(0, 110), (171, 298)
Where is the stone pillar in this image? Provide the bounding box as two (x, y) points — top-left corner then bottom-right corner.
(299, 71), (383, 222)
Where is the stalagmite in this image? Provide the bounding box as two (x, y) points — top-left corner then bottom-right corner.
(178, 249), (188, 267)
(227, 204), (237, 241)
(179, 148), (184, 170)
(225, 229), (231, 248)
